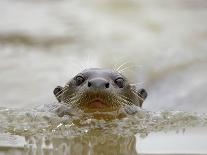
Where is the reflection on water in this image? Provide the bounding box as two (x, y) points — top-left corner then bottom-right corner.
(25, 132), (137, 155)
(0, 0), (207, 154)
(1, 133), (138, 155)
(0, 107), (207, 154)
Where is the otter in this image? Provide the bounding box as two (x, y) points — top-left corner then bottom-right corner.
(51, 68), (147, 118)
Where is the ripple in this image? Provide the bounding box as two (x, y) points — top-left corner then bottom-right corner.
(0, 107), (206, 138)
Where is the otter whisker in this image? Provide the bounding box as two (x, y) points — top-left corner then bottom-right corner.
(63, 93), (81, 105)
(56, 88), (69, 99)
(118, 95), (134, 105)
(55, 85), (70, 96)
(116, 63), (142, 73)
(116, 96), (134, 108)
(68, 93), (83, 105)
(115, 97), (128, 107)
(69, 92), (82, 100)
(130, 82), (144, 86)
(55, 87), (66, 96)
(131, 89), (145, 102)
(116, 61), (130, 72)
(113, 99), (120, 108)
(118, 66), (135, 73)
(70, 100), (80, 109)
(68, 98), (80, 109)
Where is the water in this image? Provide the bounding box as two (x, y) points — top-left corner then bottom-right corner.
(0, 107), (207, 154)
(0, 0), (207, 154)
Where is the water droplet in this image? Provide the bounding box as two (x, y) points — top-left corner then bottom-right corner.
(57, 123), (63, 128)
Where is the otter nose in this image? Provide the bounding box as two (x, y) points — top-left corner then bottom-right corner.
(88, 78), (110, 89)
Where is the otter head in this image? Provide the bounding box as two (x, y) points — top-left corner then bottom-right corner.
(53, 68), (147, 113)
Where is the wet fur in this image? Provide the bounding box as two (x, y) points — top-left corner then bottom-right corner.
(53, 68), (147, 117)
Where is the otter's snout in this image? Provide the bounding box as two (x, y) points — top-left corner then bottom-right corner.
(88, 78), (110, 89)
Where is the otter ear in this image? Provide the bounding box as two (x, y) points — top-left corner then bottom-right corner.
(138, 88), (147, 100)
(53, 86), (63, 102)
(137, 88), (147, 107)
(130, 84), (147, 107)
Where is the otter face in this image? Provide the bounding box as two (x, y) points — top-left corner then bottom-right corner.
(53, 68), (147, 113)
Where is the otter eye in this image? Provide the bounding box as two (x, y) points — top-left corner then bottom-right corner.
(115, 77), (124, 88)
(75, 75), (85, 86)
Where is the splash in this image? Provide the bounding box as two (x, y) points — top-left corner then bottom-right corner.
(0, 107), (206, 138)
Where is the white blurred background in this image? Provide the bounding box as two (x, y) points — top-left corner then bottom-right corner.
(0, 0), (207, 113)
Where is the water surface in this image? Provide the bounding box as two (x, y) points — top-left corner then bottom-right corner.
(0, 0), (207, 154)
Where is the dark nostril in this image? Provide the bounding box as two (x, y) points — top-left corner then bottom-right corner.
(105, 82), (109, 88)
(88, 81), (92, 87)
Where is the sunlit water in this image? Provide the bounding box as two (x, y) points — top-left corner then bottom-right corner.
(0, 0), (207, 154)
